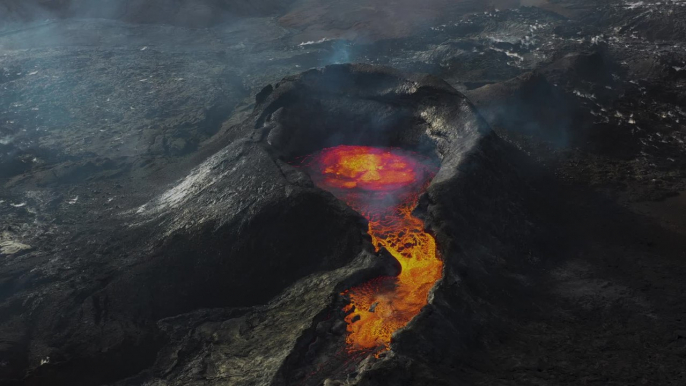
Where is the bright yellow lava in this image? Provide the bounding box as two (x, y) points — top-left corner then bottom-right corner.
(303, 145), (443, 355)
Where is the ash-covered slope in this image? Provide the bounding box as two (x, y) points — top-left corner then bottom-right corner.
(0, 65), (373, 384)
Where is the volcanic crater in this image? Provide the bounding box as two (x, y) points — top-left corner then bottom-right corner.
(71, 64), (513, 386)
(168, 64), (525, 385)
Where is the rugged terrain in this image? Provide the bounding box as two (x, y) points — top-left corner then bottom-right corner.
(1, 0), (685, 385)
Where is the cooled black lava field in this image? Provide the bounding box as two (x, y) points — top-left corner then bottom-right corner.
(1, 1), (685, 385)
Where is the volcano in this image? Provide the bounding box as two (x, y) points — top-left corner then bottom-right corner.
(117, 64), (528, 385)
(2, 1), (686, 384)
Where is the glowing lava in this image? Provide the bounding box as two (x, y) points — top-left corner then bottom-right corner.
(302, 145), (443, 355)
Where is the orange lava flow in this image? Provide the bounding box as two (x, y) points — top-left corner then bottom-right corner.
(302, 145), (443, 355)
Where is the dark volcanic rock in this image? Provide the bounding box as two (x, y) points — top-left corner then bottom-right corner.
(153, 64), (533, 386)
(0, 0), (295, 27)
(0, 74), (376, 383)
(465, 70), (589, 148)
(1, 0), (686, 385)
(37, 64), (506, 386)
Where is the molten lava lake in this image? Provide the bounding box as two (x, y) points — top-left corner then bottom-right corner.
(299, 145), (443, 355)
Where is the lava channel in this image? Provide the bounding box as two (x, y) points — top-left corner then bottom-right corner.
(300, 145), (443, 355)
